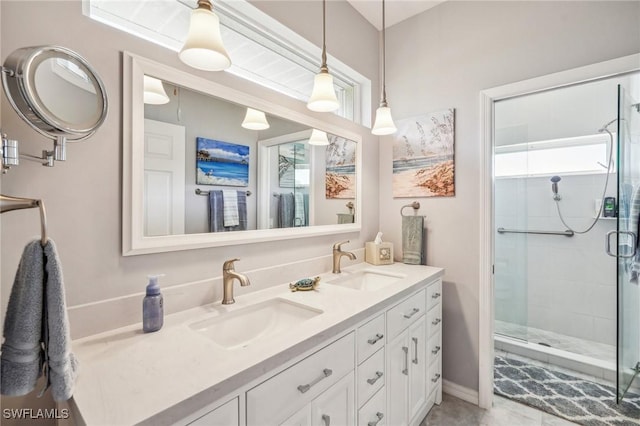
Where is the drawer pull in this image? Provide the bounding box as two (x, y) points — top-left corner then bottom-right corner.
(297, 368), (333, 393)
(431, 373), (441, 383)
(432, 318), (441, 325)
(402, 346), (409, 375)
(432, 345), (441, 355)
(367, 371), (384, 385)
(412, 337), (419, 364)
(322, 414), (331, 426)
(367, 333), (384, 345)
(403, 307), (420, 319)
(432, 292), (441, 299)
(367, 412), (384, 426)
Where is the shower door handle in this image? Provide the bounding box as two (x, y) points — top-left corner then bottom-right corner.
(605, 230), (637, 258)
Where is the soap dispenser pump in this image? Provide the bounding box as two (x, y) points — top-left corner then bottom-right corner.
(143, 274), (164, 333)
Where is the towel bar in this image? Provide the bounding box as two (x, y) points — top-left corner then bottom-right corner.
(0, 194), (48, 245)
(196, 188), (251, 197)
(401, 201), (420, 216)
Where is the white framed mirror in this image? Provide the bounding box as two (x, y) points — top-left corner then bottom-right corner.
(123, 52), (361, 255)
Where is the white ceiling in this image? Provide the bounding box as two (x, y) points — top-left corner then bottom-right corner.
(346, 0), (445, 30)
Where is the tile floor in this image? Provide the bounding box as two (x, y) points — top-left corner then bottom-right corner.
(421, 394), (577, 426)
(494, 320), (615, 363)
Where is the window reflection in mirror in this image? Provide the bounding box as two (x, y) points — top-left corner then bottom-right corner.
(143, 80), (357, 236)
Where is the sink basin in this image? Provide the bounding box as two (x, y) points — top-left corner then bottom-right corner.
(326, 269), (406, 291)
(189, 298), (323, 350)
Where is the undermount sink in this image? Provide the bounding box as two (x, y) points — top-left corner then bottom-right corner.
(326, 269), (406, 291)
(189, 298), (323, 350)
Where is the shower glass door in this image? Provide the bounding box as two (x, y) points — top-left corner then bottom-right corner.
(617, 83), (640, 402)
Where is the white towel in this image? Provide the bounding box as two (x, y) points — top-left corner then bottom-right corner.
(1, 239), (78, 401)
(294, 192), (306, 227)
(222, 190), (239, 227)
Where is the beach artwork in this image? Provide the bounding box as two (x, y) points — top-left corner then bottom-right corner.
(279, 142), (308, 188)
(393, 108), (455, 197)
(196, 137), (249, 187)
(326, 135), (356, 199)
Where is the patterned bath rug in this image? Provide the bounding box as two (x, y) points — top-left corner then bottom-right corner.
(494, 356), (640, 426)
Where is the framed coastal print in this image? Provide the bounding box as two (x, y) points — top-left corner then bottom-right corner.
(392, 108), (455, 197)
(278, 142), (308, 188)
(326, 135), (357, 199)
(196, 137), (249, 187)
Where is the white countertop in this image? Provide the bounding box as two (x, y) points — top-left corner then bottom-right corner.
(70, 262), (444, 425)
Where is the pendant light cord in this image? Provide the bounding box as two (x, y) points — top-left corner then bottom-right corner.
(321, 0), (328, 72)
(380, 0), (388, 107)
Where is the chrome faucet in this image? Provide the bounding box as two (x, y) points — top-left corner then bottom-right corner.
(222, 258), (251, 305)
(332, 240), (356, 274)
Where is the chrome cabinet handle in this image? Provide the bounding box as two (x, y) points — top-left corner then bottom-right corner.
(432, 345), (441, 355)
(402, 346), (409, 375)
(431, 373), (441, 383)
(432, 292), (441, 299)
(297, 368), (333, 393)
(412, 337), (419, 364)
(367, 412), (384, 426)
(368, 333), (384, 345)
(367, 371), (384, 385)
(322, 414), (331, 426)
(403, 307), (420, 319)
(432, 318), (441, 325)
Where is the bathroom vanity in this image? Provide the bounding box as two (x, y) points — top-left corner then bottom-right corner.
(68, 263), (443, 425)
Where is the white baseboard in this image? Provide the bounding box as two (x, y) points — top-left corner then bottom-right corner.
(442, 379), (479, 405)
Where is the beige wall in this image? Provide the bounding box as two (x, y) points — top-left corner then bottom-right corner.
(0, 0), (379, 416)
(381, 0), (640, 392)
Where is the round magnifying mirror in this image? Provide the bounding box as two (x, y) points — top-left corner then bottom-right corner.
(2, 45), (108, 140)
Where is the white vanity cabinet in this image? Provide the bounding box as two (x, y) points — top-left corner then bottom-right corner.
(188, 397), (239, 426)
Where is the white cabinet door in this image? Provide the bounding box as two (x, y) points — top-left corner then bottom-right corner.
(280, 405), (312, 426)
(408, 316), (427, 422)
(311, 372), (355, 426)
(386, 332), (409, 426)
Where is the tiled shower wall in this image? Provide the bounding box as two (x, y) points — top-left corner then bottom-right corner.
(495, 173), (617, 346)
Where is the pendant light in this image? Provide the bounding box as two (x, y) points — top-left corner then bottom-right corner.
(179, 0), (231, 71)
(372, 0), (397, 135)
(241, 108), (270, 130)
(143, 75), (170, 105)
(307, 0), (339, 112)
(308, 129), (329, 146)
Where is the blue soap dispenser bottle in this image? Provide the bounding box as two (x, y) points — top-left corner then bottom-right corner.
(143, 274), (164, 333)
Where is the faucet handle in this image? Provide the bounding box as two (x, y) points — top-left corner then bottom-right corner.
(333, 240), (350, 250)
(223, 258), (240, 270)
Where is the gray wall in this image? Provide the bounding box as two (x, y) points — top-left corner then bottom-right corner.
(380, 1), (640, 392)
(0, 0), (379, 416)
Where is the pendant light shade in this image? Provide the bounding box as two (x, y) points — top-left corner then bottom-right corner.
(308, 129), (329, 146)
(372, 105), (397, 135)
(143, 75), (170, 105)
(241, 108), (270, 130)
(179, 0), (231, 71)
(371, 0), (397, 135)
(307, 0), (339, 112)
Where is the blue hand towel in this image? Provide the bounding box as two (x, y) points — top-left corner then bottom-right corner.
(1, 239), (78, 402)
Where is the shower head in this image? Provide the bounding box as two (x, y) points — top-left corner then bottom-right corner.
(550, 176), (561, 200)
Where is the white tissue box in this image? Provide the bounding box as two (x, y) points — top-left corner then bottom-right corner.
(365, 242), (394, 265)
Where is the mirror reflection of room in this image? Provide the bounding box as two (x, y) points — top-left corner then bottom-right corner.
(143, 80), (357, 236)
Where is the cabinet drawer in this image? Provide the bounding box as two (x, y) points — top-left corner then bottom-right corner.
(189, 397), (238, 426)
(427, 357), (442, 394)
(386, 289), (425, 341)
(426, 279), (442, 311)
(357, 348), (385, 407)
(357, 314), (385, 364)
(358, 386), (386, 426)
(427, 331), (441, 366)
(247, 332), (355, 425)
(426, 303), (442, 338)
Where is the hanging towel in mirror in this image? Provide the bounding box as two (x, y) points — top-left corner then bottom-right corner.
(209, 191), (247, 232)
(277, 193), (295, 228)
(222, 190), (239, 227)
(294, 192), (306, 227)
(337, 213), (354, 224)
(402, 215), (424, 265)
(1, 239), (78, 402)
